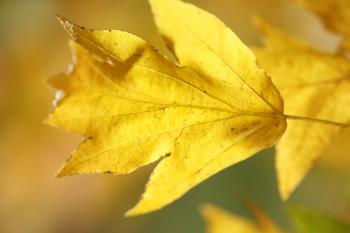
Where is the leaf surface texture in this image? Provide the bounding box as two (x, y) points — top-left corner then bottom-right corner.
(47, 0), (286, 215)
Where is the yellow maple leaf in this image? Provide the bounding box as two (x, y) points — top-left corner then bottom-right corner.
(47, 0), (287, 215)
(253, 19), (350, 200)
(295, 0), (350, 52)
(201, 201), (283, 233)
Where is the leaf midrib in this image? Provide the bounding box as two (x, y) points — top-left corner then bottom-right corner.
(61, 113), (279, 172)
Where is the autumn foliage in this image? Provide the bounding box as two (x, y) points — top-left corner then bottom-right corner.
(46, 0), (350, 231)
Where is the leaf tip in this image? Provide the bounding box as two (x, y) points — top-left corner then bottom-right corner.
(124, 206), (141, 217)
(125, 194), (163, 217)
(124, 198), (154, 217)
(54, 170), (65, 179)
(56, 15), (77, 40)
(56, 15), (67, 24)
(279, 185), (292, 202)
(53, 172), (62, 179)
(54, 159), (79, 178)
(55, 167), (69, 178)
(56, 15), (71, 31)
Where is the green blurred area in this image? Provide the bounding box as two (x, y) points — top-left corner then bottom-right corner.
(0, 0), (349, 233)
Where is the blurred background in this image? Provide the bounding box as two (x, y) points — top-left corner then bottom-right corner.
(1, 0), (349, 232)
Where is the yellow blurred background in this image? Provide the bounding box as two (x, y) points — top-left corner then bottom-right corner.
(1, 0), (349, 232)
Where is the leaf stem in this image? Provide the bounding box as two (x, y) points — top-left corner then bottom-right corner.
(283, 114), (350, 128)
